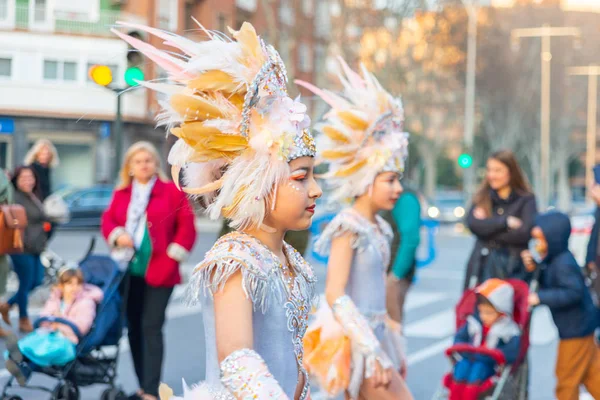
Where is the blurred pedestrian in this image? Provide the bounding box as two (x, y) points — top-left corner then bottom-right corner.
(0, 166), (50, 333)
(382, 187), (421, 323)
(465, 150), (537, 290)
(523, 212), (600, 400)
(101, 141), (196, 400)
(24, 139), (59, 201)
(0, 170), (13, 337)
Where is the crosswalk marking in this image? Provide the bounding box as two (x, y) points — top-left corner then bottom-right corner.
(405, 309), (456, 339)
(404, 291), (448, 312)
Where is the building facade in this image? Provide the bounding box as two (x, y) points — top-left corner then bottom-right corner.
(0, 0), (324, 190)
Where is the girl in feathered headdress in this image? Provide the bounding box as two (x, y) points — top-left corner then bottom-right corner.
(296, 60), (414, 399)
(113, 20), (321, 400)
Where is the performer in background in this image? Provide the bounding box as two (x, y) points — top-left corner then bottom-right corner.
(113, 20), (321, 400)
(298, 60), (414, 400)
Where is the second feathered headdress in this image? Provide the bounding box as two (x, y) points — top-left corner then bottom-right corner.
(296, 58), (408, 202)
(112, 21), (316, 230)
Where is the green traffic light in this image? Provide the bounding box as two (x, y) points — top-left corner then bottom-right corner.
(124, 67), (144, 87)
(458, 153), (473, 169)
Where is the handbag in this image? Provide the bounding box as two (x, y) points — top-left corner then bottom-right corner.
(0, 205), (28, 255)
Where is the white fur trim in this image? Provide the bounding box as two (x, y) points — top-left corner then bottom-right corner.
(167, 242), (190, 263)
(108, 227), (128, 248)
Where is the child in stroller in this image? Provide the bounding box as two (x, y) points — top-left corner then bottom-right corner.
(433, 277), (532, 400)
(448, 279), (520, 399)
(4, 267), (103, 385)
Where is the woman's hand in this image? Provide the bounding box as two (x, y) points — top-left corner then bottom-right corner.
(521, 250), (536, 272)
(473, 207), (488, 220)
(528, 293), (540, 307)
(116, 234), (134, 248)
(507, 216), (523, 230)
(370, 360), (393, 389)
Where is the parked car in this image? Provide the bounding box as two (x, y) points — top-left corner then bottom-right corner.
(426, 192), (467, 224)
(54, 185), (113, 229)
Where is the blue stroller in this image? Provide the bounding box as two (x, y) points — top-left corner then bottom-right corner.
(1, 238), (128, 400)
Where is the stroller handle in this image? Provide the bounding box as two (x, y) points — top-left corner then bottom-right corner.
(445, 344), (506, 366)
(33, 316), (83, 341)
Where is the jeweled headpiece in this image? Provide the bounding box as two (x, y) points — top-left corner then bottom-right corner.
(296, 58), (408, 202)
(113, 21), (315, 229)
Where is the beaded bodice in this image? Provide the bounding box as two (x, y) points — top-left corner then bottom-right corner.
(186, 232), (317, 399)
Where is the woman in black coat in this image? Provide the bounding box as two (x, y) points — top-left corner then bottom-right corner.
(464, 149), (537, 290)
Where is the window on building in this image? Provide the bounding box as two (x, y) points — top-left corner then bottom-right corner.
(302, 0), (314, 16)
(32, 0), (48, 23)
(157, 0), (177, 31)
(298, 42), (312, 73)
(63, 61), (77, 81)
(0, 57), (11, 78)
(279, 0), (294, 26)
(0, 0), (8, 21)
(43, 60), (58, 80)
(44, 60), (79, 82)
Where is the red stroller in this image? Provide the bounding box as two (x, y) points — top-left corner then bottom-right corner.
(432, 279), (532, 400)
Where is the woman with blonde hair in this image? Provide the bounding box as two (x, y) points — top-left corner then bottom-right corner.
(24, 139), (59, 201)
(101, 141), (196, 400)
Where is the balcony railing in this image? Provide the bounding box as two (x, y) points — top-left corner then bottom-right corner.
(0, 4), (146, 37)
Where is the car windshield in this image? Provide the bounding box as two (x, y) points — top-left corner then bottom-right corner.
(435, 198), (464, 208)
(53, 187), (80, 201)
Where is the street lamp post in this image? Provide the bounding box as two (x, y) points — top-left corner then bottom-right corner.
(511, 25), (581, 210)
(568, 65), (600, 200)
(114, 90), (123, 182)
(461, 0), (478, 201)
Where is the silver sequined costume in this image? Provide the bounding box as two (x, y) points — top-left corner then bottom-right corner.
(185, 232), (317, 399)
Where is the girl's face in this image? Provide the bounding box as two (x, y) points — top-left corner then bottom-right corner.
(129, 150), (158, 183)
(486, 158), (511, 191)
(17, 169), (36, 194)
(265, 157), (322, 232)
(370, 172), (403, 211)
(37, 146), (52, 166)
(61, 277), (83, 300)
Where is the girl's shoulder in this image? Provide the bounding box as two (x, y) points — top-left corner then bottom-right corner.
(186, 232), (315, 312)
(313, 208), (379, 256)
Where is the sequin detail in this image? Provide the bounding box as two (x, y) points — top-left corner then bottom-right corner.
(186, 232), (317, 399)
(314, 208), (393, 267)
(220, 349), (289, 399)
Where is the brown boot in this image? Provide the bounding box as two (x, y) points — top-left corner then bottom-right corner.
(0, 326), (10, 338)
(0, 303), (11, 326)
(18, 318), (32, 334)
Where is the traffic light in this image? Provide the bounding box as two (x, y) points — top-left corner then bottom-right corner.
(124, 67), (144, 87)
(89, 65), (113, 87)
(458, 153), (473, 169)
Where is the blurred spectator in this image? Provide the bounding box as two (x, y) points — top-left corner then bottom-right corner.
(101, 141), (196, 400)
(465, 150), (537, 289)
(585, 185), (600, 272)
(24, 139), (59, 202)
(0, 166), (50, 334)
(523, 212), (600, 400)
(0, 170), (13, 336)
(382, 186), (421, 323)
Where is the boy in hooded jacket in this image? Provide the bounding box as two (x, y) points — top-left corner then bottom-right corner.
(522, 211), (600, 400)
(449, 278), (521, 400)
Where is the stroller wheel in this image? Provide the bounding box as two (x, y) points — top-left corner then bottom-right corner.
(100, 388), (127, 400)
(53, 382), (80, 400)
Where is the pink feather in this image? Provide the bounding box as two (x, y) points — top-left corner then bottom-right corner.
(111, 29), (194, 79)
(295, 80), (350, 111)
(337, 56), (365, 90)
(115, 21), (198, 56)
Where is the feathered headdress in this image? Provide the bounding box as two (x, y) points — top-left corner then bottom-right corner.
(296, 58), (408, 203)
(112, 21), (316, 230)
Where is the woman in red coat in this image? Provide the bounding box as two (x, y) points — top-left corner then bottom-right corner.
(101, 141), (196, 400)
